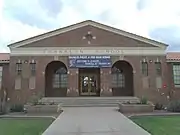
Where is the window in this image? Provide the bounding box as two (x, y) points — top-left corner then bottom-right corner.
(0, 66), (3, 89)
(112, 67), (125, 88)
(173, 64), (180, 86)
(30, 62), (36, 75)
(16, 62), (22, 75)
(52, 67), (67, 88)
(155, 62), (162, 76)
(141, 62), (148, 76)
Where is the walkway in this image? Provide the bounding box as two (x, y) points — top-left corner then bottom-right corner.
(43, 107), (150, 135)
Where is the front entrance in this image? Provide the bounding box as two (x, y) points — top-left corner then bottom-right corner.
(79, 68), (100, 96)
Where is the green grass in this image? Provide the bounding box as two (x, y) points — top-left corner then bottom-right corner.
(0, 118), (54, 135)
(131, 116), (180, 135)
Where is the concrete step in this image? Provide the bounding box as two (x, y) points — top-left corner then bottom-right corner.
(39, 97), (140, 107)
(61, 104), (118, 107)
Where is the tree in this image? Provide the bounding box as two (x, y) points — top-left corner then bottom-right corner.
(0, 87), (8, 114)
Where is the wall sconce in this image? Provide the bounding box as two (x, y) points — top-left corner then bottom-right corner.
(24, 60), (28, 64)
(149, 60), (153, 63)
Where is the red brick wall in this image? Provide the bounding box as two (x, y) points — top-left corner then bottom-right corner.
(1, 54), (172, 104)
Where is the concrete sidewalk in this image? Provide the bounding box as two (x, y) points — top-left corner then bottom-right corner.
(43, 107), (150, 135)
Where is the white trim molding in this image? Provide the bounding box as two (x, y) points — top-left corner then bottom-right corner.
(8, 20), (168, 49)
(10, 47), (166, 56)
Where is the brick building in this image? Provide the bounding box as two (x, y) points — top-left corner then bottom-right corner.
(0, 20), (179, 104)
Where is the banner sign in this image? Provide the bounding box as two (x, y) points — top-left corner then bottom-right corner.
(69, 55), (112, 68)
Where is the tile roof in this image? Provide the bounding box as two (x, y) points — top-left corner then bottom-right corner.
(0, 53), (10, 62)
(166, 52), (180, 61)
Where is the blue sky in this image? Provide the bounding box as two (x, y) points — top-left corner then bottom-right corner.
(0, 0), (180, 52)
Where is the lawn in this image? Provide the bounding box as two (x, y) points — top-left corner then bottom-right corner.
(131, 115), (180, 135)
(0, 118), (54, 135)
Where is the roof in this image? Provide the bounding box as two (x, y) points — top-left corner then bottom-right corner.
(0, 53), (10, 63)
(166, 52), (180, 61)
(8, 20), (168, 49)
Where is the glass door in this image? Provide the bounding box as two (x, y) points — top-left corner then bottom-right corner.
(80, 75), (89, 95)
(80, 74), (98, 96)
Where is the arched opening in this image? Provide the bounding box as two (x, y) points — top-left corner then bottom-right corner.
(45, 61), (68, 97)
(111, 60), (134, 96)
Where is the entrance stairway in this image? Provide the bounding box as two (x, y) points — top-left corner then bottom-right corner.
(40, 97), (140, 107)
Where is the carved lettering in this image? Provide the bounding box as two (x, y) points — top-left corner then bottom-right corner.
(79, 50), (83, 53)
(43, 48), (124, 55)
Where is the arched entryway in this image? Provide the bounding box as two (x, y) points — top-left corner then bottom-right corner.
(45, 61), (68, 97)
(111, 60), (134, 96)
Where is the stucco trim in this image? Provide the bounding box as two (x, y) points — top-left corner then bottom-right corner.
(10, 47), (166, 56)
(8, 20), (168, 49)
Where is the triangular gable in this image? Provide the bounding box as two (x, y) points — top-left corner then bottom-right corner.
(8, 20), (168, 49)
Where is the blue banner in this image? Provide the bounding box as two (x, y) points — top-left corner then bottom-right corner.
(69, 55), (112, 68)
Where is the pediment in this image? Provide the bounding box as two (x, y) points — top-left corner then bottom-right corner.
(8, 20), (168, 49)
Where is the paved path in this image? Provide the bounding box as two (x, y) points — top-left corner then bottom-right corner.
(43, 107), (150, 135)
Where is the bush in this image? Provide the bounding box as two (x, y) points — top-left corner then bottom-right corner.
(167, 100), (180, 112)
(140, 97), (148, 104)
(10, 104), (24, 112)
(154, 103), (164, 110)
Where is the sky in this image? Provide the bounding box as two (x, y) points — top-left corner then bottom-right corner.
(0, 0), (180, 52)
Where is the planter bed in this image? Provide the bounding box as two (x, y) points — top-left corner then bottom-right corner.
(119, 103), (154, 113)
(24, 104), (62, 114)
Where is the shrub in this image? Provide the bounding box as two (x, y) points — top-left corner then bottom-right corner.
(28, 95), (39, 105)
(140, 97), (148, 104)
(154, 103), (164, 110)
(10, 104), (24, 112)
(167, 100), (180, 112)
(125, 101), (131, 104)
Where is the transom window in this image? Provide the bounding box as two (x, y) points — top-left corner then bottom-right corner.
(52, 67), (68, 88)
(112, 67), (125, 88)
(173, 64), (180, 87)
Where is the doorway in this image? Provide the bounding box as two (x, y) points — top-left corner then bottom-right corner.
(79, 68), (100, 96)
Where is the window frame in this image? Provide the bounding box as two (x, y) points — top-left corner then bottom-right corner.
(16, 62), (22, 75)
(30, 62), (36, 75)
(173, 64), (180, 87)
(0, 66), (3, 89)
(112, 67), (125, 88)
(155, 62), (162, 76)
(141, 61), (148, 76)
(52, 67), (68, 88)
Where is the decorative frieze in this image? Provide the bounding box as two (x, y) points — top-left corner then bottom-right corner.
(10, 47), (166, 56)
